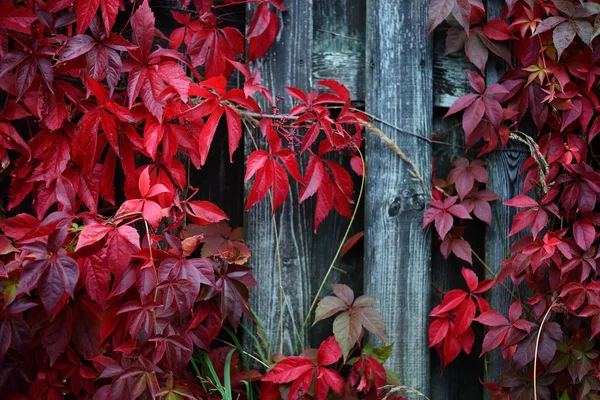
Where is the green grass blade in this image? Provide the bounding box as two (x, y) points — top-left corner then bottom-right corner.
(201, 351), (226, 398)
(223, 348), (236, 400)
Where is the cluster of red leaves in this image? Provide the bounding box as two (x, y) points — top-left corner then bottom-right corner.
(423, 156), (500, 264)
(0, 0), (369, 399)
(260, 284), (400, 400)
(427, 0), (600, 398)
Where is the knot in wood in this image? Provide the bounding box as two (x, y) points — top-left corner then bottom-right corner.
(388, 197), (402, 217)
(388, 190), (427, 217)
(411, 193), (427, 211)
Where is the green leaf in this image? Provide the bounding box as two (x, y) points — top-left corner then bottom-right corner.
(314, 295), (347, 324)
(223, 348), (236, 400)
(366, 343), (394, 364)
(333, 311), (362, 361)
(385, 368), (401, 385)
(201, 351), (226, 399)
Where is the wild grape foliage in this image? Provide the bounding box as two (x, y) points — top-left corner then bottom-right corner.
(426, 0), (600, 398)
(0, 0), (395, 399)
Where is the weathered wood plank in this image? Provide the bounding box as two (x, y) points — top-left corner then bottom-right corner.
(310, 0), (366, 347)
(364, 0), (432, 394)
(484, 145), (528, 382)
(312, 0), (366, 102)
(432, 31), (472, 108)
(484, 0), (528, 387)
(430, 113), (485, 400)
(244, 1), (314, 356)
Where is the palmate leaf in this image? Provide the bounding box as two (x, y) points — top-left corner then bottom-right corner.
(213, 261), (258, 329)
(18, 234), (79, 318)
(314, 284), (388, 360)
(261, 337), (344, 400)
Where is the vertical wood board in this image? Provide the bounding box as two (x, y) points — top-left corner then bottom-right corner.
(364, 0), (432, 394)
(244, 1), (314, 356)
(483, 0), (529, 388)
(309, 0), (367, 348)
(312, 0), (366, 102)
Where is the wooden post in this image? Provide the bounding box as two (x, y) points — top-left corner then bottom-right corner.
(364, 0), (432, 394)
(244, 1), (313, 356)
(309, 0), (367, 348)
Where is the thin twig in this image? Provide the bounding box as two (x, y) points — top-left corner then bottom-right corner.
(381, 385), (431, 400)
(243, 119), (286, 355)
(469, 246), (521, 304)
(315, 29), (363, 42)
(534, 299), (558, 400)
(215, 339), (270, 369)
(510, 131), (549, 195)
(361, 120), (431, 197)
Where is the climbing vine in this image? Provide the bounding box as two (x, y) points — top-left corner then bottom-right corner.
(0, 0), (402, 399)
(427, 0), (600, 398)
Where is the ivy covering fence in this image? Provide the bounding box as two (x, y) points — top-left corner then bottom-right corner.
(1, 0), (599, 399)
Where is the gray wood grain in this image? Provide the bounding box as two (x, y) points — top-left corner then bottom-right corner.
(484, 0), (528, 387)
(244, 1), (314, 356)
(433, 31), (472, 108)
(310, 0), (366, 348)
(364, 0), (432, 395)
(313, 0), (366, 102)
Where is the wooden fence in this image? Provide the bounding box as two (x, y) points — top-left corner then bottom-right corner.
(157, 0), (523, 398)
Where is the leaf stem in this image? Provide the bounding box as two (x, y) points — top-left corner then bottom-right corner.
(533, 300), (557, 400)
(469, 246), (520, 303)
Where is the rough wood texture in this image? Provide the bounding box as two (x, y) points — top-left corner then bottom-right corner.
(430, 114), (485, 400)
(484, 145), (528, 382)
(244, 1), (314, 356)
(484, 0), (528, 386)
(309, 0), (366, 348)
(432, 31), (472, 108)
(364, 0), (432, 394)
(313, 0), (366, 102)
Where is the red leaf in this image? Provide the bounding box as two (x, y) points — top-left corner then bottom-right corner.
(131, 0), (155, 59)
(317, 336), (342, 366)
(224, 106), (242, 162)
(437, 289), (468, 313)
(42, 306), (72, 366)
(100, 0), (120, 35)
(341, 231), (364, 256)
(82, 255), (111, 308)
(262, 357), (314, 384)
(75, 223), (112, 251)
(573, 219), (595, 251)
(554, 21), (576, 59)
(198, 106), (224, 166)
(76, 0), (101, 35)
(504, 194), (539, 208)
(461, 267), (479, 292)
(427, 0), (455, 35)
(39, 251), (80, 317)
(465, 34), (488, 73)
(474, 310), (508, 327)
(299, 155), (324, 202)
(247, 3), (280, 61)
(185, 201), (228, 225)
(462, 98), (485, 137)
(245, 159), (274, 210)
(429, 318), (450, 347)
(484, 19), (517, 40)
